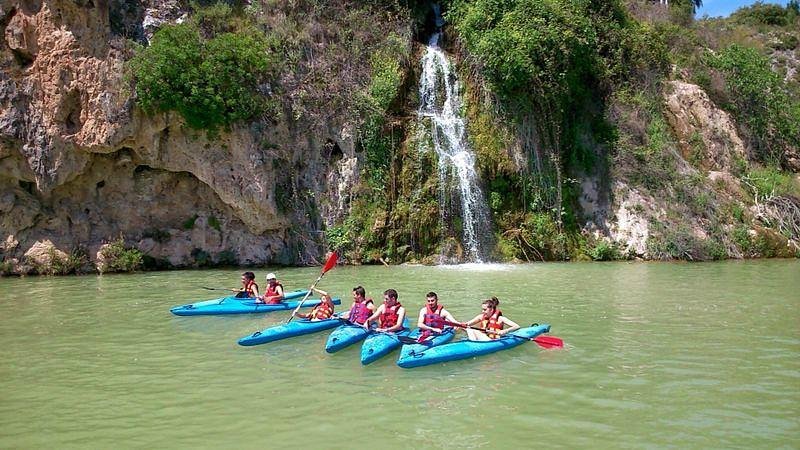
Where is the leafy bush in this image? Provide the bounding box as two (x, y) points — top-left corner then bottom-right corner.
(130, 19), (279, 133)
(708, 44), (800, 166)
(588, 240), (623, 261)
(743, 166), (800, 199)
(731, 2), (792, 26)
(100, 239), (143, 273)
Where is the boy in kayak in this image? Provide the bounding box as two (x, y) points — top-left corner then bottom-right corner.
(463, 297), (520, 341)
(339, 286), (375, 325)
(258, 272), (284, 304)
(235, 272), (260, 298)
(416, 291), (459, 335)
(292, 288), (335, 321)
(363, 289), (406, 333)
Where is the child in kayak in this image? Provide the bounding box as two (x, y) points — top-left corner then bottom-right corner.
(416, 291), (459, 334)
(258, 272), (284, 304)
(292, 288), (335, 321)
(339, 286), (375, 325)
(463, 297), (520, 341)
(235, 272), (260, 298)
(363, 289), (406, 333)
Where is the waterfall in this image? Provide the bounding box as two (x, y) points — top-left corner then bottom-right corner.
(417, 31), (491, 262)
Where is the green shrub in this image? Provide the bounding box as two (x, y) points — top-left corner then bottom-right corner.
(731, 2), (791, 26)
(708, 44), (800, 166)
(100, 239), (143, 273)
(325, 218), (356, 253)
(130, 20), (279, 133)
(588, 240), (623, 261)
(744, 166), (800, 199)
(49, 247), (91, 275)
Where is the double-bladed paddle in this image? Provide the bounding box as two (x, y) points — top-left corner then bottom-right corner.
(286, 252), (339, 323)
(440, 319), (563, 349)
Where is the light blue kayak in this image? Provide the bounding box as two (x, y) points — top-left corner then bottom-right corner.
(359, 319), (413, 365)
(325, 323), (373, 353)
(325, 317), (409, 355)
(396, 324), (551, 368)
(238, 312), (343, 346)
(170, 290), (339, 316)
(393, 327), (456, 365)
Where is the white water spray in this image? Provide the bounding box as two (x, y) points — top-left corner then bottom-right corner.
(417, 32), (491, 262)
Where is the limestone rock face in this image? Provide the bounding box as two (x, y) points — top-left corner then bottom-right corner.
(663, 81), (748, 173)
(0, 0), (363, 273)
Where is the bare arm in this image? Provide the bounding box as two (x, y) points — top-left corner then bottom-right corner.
(416, 308), (428, 330)
(463, 314), (481, 327)
(364, 305), (384, 329)
(498, 316), (521, 335)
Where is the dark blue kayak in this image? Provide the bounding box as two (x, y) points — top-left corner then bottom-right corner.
(326, 318), (410, 354)
(393, 328), (456, 365)
(170, 290), (340, 316)
(359, 320), (413, 365)
(238, 312), (343, 346)
(396, 324), (551, 368)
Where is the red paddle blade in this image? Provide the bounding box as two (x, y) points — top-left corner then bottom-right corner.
(533, 335), (563, 349)
(321, 252), (338, 274)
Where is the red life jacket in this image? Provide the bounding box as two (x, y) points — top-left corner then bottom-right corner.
(310, 301), (334, 320)
(379, 302), (402, 328)
(349, 299), (373, 324)
(481, 309), (503, 339)
(243, 280), (258, 298)
(423, 304), (445, 329)
(263, 281), (283, 303)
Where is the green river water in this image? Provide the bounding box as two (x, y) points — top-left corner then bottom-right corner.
(0, 260), (798, 449)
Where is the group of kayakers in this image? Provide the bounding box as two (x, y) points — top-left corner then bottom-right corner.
(300, 285), (521, 342)
(235, 271), (522, 341)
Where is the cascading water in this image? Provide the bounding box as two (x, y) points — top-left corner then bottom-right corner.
(417, 28), (491, 262)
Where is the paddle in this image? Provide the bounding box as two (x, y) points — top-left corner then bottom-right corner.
(440, 320), (564, 349)
(286, 252), (338, 323)
(202, 286), (237, 292)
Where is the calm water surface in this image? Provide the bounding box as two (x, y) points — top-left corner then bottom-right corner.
(0, 260), (798, 448)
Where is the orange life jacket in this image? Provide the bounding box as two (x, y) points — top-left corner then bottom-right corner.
(243, 280), (258, 298)
(481, 309), (503, 339)
(310, 301), (334, 320)
(379, 302), (402, 328)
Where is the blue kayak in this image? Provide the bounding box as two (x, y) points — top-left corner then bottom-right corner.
(393, 328), (456, 365)
(326, 318), (410, 355)
(396, 324), (551, 368)
(359, 320), (413, 365)
(238, 313), (343, 346)
(170, 290), (340, 316)
(325, 323), (373, 353)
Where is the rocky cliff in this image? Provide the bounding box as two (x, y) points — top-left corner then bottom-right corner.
(0, 0), (410, 273)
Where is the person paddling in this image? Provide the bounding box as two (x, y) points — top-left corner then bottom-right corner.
(340, 286), (375, 325)
(463, 297), (520, 341)
(292, 288), (335, 321)
(416, 292), (458, 334)
(258, 272), (284, 304)
(363, 289), (406, 333)
(236, 271), (260, 298)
